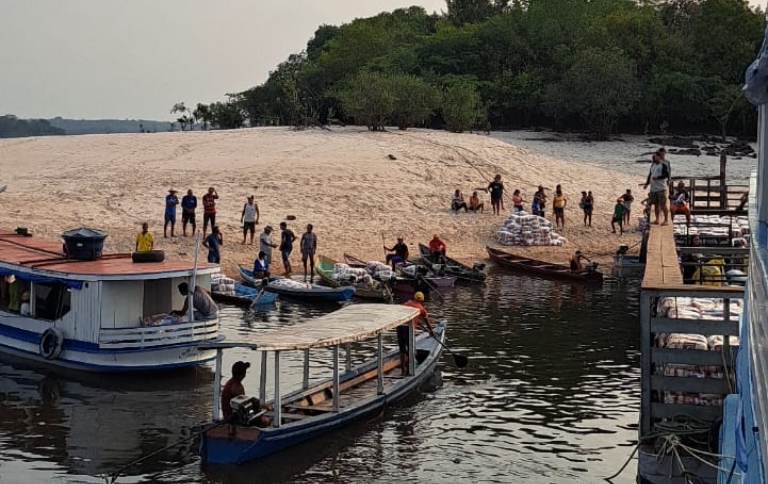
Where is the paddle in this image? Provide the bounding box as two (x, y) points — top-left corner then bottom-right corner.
(421, 321), (467, 368)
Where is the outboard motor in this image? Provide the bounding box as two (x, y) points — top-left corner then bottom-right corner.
(586, 262), (599, 274)
(230, 395), (266, 426)
(616, 244), (629, 256)
(472, 262), (486, 272)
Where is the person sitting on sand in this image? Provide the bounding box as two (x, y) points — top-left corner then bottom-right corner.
(451, 189), (468, 213)
(570, 250), (590, 273)
(512, 189), (524, 213)
(221, 361), (272, 426)
(428, 234), (447, 263)
(469, 191), (484, 213)
(611, 198), (625, 235)
(253, 250), (270, 278)
(384, 236), (409, 269)
(135, 222), (154, 252)
(171, 282), (218, 321)
(669, 181), (691, 224)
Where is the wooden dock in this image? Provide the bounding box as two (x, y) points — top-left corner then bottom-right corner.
(639, 224), (743, 438)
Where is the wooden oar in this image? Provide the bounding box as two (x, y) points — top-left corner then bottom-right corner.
(422, 322), (467, 368)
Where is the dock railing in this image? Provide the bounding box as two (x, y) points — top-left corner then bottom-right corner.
(639, 224), (744, 438)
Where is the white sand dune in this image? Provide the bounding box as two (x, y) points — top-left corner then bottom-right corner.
(0, 127), (642, 276)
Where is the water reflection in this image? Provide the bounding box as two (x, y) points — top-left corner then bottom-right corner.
(0, 272), (641, 484)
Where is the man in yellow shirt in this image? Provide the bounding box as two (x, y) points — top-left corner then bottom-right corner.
(135, 223), (154, 252)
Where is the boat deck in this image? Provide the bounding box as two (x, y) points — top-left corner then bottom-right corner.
(0, 232), (217, 277)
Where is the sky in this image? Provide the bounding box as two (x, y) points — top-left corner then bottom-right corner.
(0, 0), (764, 121)
(0, 0), (446, 120)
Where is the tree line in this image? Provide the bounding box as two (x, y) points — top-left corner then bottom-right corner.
(0, 115), (65, 138)
(177, 0), (765, 139)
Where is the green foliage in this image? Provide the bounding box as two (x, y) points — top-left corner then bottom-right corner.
(195, 0), (765, 138)
(442, 82), (482, 132)
(0, 115), (65, 138)
(209, 101), (246, 130)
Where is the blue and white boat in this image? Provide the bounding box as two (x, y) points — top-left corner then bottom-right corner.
(211, 282), (278, 308)
(0, 230), (222, 372)
(199, 304), (445, 464)
(264, 278), (355, 302)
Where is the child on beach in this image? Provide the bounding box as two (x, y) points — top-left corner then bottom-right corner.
(512, 189), (524, 213)
(611, 199), (625, 234)
(451, 189), (469, 213)
(469, 191), (484, 213)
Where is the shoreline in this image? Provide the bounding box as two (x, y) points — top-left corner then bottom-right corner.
(0, 127), (644, 277)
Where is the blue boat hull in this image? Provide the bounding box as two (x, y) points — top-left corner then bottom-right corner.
(200, 324), (445, 464)
(264, 284), (355, 302)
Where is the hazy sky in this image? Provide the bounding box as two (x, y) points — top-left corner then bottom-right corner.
(0, 0), (763, 121)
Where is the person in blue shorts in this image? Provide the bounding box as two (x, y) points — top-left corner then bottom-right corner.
(203, 226), (223, 263)
(164, 189), (179, 237)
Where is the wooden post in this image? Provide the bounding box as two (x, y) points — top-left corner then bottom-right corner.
(303, 348), (310, 389)
(212, 348), (222, 422)
(259, 351), (267, 404)
(333, 345), (340, 413)
(345, 343), (351, 373)
(273, 351), (281, 428)
(377, 333), (384, 395)
(408, 323), (416, 376)
(639, 291), (652, 438)
(720, 150), (727, 209)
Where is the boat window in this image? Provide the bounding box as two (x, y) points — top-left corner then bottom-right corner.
(33, 282), (71, 320)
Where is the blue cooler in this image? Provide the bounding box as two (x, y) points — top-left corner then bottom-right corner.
(62, 227), (107, 260)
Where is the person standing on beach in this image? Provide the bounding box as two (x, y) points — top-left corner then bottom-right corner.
(533, 185), (547, 218)
(643, 154), (670, 225)
(202, 187), (219, 237)
(621, 189), (634, 226)
(181, 189), (197, 236)
(164, 189), (179, 237)
(241, 195), (260, 245)
(203, 225), (223, 263)
(135, 222), (154, 252)
(259, 225), (278, 265)
(487, 175), (505, 215)
(279, 221), (296, 275)
(553, 187), (567, 228)
(611, 198), (625, 234)
(300, 224), (318, 282)
(580, 191), (594, 227)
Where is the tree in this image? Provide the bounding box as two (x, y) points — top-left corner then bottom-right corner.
(544, 47), (639, 139)
(390, 75), (441, 130)
(171, 102), (188, 131)
(209, 101), (245, 130)
(446, 0), (509, 25)
(441, 82), (482, 132)
(706, 82), (745, 141)
(336, 71), (395, 131)
(192, 103), (212, 130)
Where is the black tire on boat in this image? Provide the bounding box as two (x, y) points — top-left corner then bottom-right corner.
(132, 250), (165, 263)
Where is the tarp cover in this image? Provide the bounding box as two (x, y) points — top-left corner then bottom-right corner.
(0, 267), (83, 289)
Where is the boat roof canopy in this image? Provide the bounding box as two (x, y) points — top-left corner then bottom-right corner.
(204, 304), (421, 352)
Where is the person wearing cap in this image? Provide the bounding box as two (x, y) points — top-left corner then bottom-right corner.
(384, 236), (409, 269)
(221, 361), (272, 424)
(399, 292), (434, 376)
(135, 222), (154, 252)
(569, 250), (590, 273)
(240, 195), (260, 245)
(300, 224), (318, 282)
(428, 234), (447, 264)
(259, 225), (278, 265)
(203, 225), (223, 264)
(253, 250), (269, 278)
(202, 187), (219, 237)
(279, 221), (297, 276)
(171, 281), (218, 320)
(181, 189), (198, 236)
(164, 189), (180, 237)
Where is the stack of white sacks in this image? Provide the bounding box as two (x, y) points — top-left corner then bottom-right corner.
(673, 214), (750, 246)
(496, 211), (567, 246)
(331, 262), (393, 281)
(211, 272), (236, 296)
(654, 297), (742, 407)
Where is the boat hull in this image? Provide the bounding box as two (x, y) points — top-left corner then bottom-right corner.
(417, 244), (486, 283)
(212, 284), (278, 307)
(265, 282), (355, 302)
(487, 246), (604, 283)
(200, 325), (445, 464)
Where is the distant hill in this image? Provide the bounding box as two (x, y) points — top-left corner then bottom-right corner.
(0, 115), (65, 138)
(47, 117), (170, 135)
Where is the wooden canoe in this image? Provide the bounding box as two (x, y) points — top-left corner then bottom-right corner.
(486, 246), (604, 283)
(418, 243), (486, 283)
(343, 253), (456, 290)
(211, 283), (278, 308)
(315, 255), (392, 301)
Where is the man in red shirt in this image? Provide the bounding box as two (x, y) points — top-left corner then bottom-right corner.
(399, 292), (434, 376)
(428, 234), (447, 264)
(220, 360), (272, 425)
(202, 187), (219, 237)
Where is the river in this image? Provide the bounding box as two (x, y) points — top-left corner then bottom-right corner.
(0, 268), (641, 484)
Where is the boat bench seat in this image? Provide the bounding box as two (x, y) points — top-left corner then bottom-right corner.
(283, 403), (335, 413)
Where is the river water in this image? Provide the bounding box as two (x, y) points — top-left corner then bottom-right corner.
(0, 269), (641, 484)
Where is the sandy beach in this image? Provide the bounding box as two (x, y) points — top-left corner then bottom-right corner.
(0, 127), (643, 276)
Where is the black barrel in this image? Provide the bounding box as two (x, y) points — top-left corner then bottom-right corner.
(62, 227), (107, 261)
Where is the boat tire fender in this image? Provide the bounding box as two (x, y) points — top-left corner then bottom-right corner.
(132, 250), (165, 263)
(39, 327), (64, 360)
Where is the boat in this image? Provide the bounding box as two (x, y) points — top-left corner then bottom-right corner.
(315, 255), (392, 301)
(0, 229), (222, 372)
(342, 253), (456, 293)
(199, 304), (445, 464)
(417, 244), (486, 283)
(486, 246), (604, 283)
(211, 283), (278, 308)
(265, 278), (355, 302)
